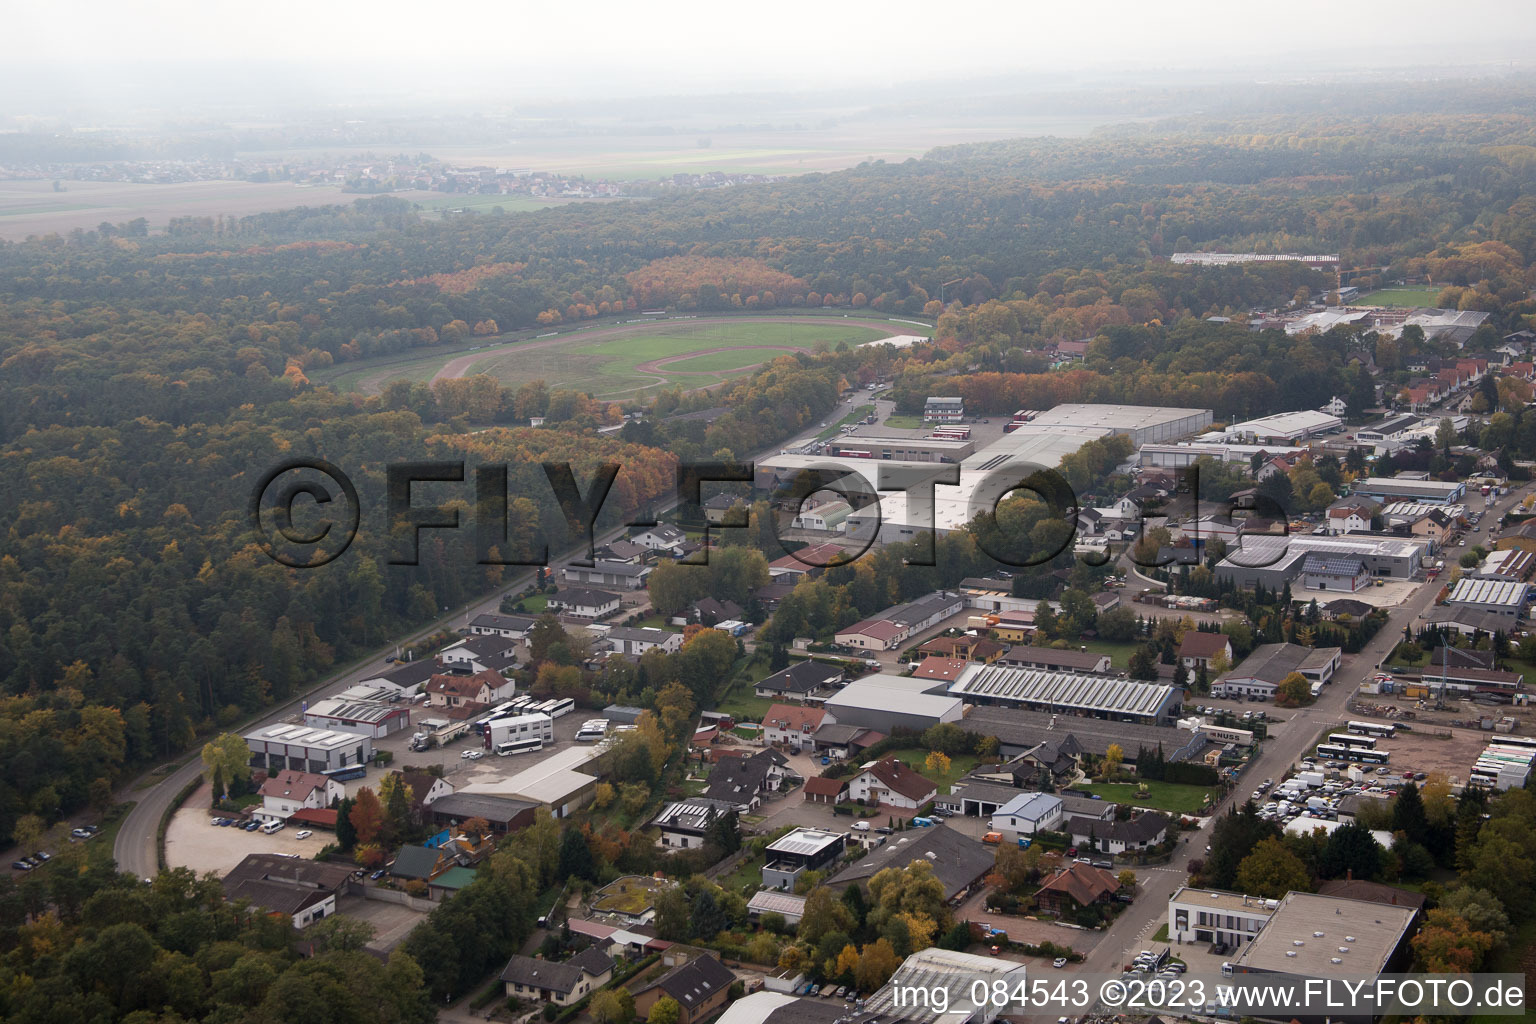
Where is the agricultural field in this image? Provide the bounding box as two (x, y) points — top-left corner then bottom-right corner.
(1356, 285), (1444, 307)
(322, 315), (904, 399)
(0, 178), (361, 240)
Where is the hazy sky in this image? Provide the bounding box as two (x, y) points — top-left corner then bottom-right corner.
(8, 0), (1536, 113)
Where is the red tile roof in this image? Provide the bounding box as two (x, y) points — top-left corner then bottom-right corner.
(1178, 632), (1231, 659)
(803, 777), (849, 798)
(912, 657), (967, 680)
(1037, 862), (1120, 907)
(764, 703), (826, 734)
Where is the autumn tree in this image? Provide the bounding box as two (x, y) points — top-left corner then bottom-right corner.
(1234, 838), (1311, 898)
(201, 732), (252, 793)
(350, 787), (385, 847)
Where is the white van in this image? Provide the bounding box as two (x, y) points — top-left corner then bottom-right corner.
(260, 820), (286, 835)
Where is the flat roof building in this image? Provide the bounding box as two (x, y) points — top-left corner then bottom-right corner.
(1216, 534), (1422, 591)
(1350, 476), (1466, 504)
(821, 674), (965, 732)
(244, 724), (372, 774)
(828, 435), (976, 462)
(1229, 891), (1417, 1001)
(1224, 410), (1343, 443)
(1168, 886), (1277, 951)
(763, 828), (846, 891)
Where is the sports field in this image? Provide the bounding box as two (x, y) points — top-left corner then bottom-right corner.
(1356, 285), (1443, 307)
(322, 316), (914, 399)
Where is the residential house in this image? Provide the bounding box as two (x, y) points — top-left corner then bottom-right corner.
(499, 948), (615, 1006)
(467, 613), (536, 641)
(703, 750), (792, 811)
(761, 828), (848, 890)
(762, 704), (826, 752)
(1011, 735), (1084, 787)
(702, 494), (745, 524)
(630, 525), (687, 553)
(826, 825), (994, 903)
(1035, 861), (1122, 917)
(596, 539), (649, 564)
(439, 634), (520, 674)
(835, 618), (906, 651)
(601, 626), (684, 657)
(548, 588), (621, 619)
(221, 854), (355, 929)
(560, 560), (652, 591)
(1301, 552), (1372, 592)
(424, 669), (516, 709)
(917, 635), (1006, 663)
(684, 597), (743, 626)
(1066, 811), (1171, 854)
(631, 954), (736, 1024)
(846, 757), (938, 810)
(1326, 504), (1373, 535)
(651, 798), (738, 850)
(754, 661), (843, 701)
(393, 770), (454, 825)
(1178, 632), (1233, 673)
(250, 771), (343, 828)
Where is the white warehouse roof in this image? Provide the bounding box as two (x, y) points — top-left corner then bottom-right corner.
(1447, 578), (1530, 608)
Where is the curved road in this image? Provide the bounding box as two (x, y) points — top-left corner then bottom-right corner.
(113, 386), (889, 878)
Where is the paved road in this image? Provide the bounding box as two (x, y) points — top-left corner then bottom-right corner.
(1071, 480), (1535, 989)
(113, 394), (891, 879)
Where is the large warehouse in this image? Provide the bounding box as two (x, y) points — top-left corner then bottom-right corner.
(765, 403), (1215, 546)
(1350, 477), (1466, 504)
(1216, 535), (1422, 591)
(820, 674), (965, 732)
(1446, 578), (1529, 618)
(947, 663), (1183, 725)
(1222, 410), (1343, 444)
(827, 435), (977, 462)
(245, 724), (373, 774)
(1138, 441), (1302, 469)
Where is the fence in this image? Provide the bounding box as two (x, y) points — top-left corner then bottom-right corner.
(360, 886), (436, 912)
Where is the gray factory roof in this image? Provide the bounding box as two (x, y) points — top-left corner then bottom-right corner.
(765, 827), (844, 857)
(1448, 578), (1529, 608)
(1233, 890), (1416, 976)
(949, 663), (1177, 718)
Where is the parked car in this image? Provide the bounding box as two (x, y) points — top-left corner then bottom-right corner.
(851, 821), (870, 832)
(243, 820), (260, 831)
(11, 861), (31, 871)
(294, 830), (313, 840)
(32, 851), (49, 863)
(875, 826), (893, 835)
(369, 869), (386, 881)
(1052, 958), (1068, 968)
(1211, 942), (1229, 955)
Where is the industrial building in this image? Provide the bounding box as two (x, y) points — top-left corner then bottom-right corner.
(458, 745), (602, 818)
(302, 698), (413, 738)
(828, 827), (995, 904)
(1470, 740), (1536, 790)
(1216, 643), (1341, 701)
(1138, 440), (1301, 469)
(1446, 578), (1529, 617)
(1350, 477), (1466, 504)
(824, 404), (1212, 545)
(960, 705), (1207, 763)
(1469, 547), (1536, 581)
(820, 674), (965, 732)
(827, 435), (976, 462)
(948, 663), (1183, 725)
(1168, 887), (1277, 951)
(988, 792), (1064, 836)
(1222, 410), (1343, 444)
(1227, 891), (1418, 1019)
(1215, 535), (1422, 591)
(244, 724), (373, 774)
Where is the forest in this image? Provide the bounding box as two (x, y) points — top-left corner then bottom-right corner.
(2, 82), (1536, 854)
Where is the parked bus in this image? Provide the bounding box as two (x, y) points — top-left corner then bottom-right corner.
(1316, 744), (1389, 764)
(1347, 720), (1397, 738)
(321, 764), (367, 782)
(496, 737), (545, 756)
(1325, 733), (1377, 751)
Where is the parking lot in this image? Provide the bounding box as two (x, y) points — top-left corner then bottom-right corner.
(165, 781), (331, 875)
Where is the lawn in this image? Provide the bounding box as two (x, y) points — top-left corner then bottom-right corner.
(509, 594), (548, 614)
(716, 849), (769, 896)
(883, 414), (926, 429)
(1075, 640), (1142, 671)
(472, 320), (886, 399)
(1075, 780), (1214, 815)
(1355, 285), (1443, 307)
(711, 652), (775, 721)
(881, 748), (982, 794)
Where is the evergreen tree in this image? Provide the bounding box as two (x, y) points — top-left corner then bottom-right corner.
(558, 826), (598, 881)
(1392, 781), (1427, 838)
(335, 795), (357, 850)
